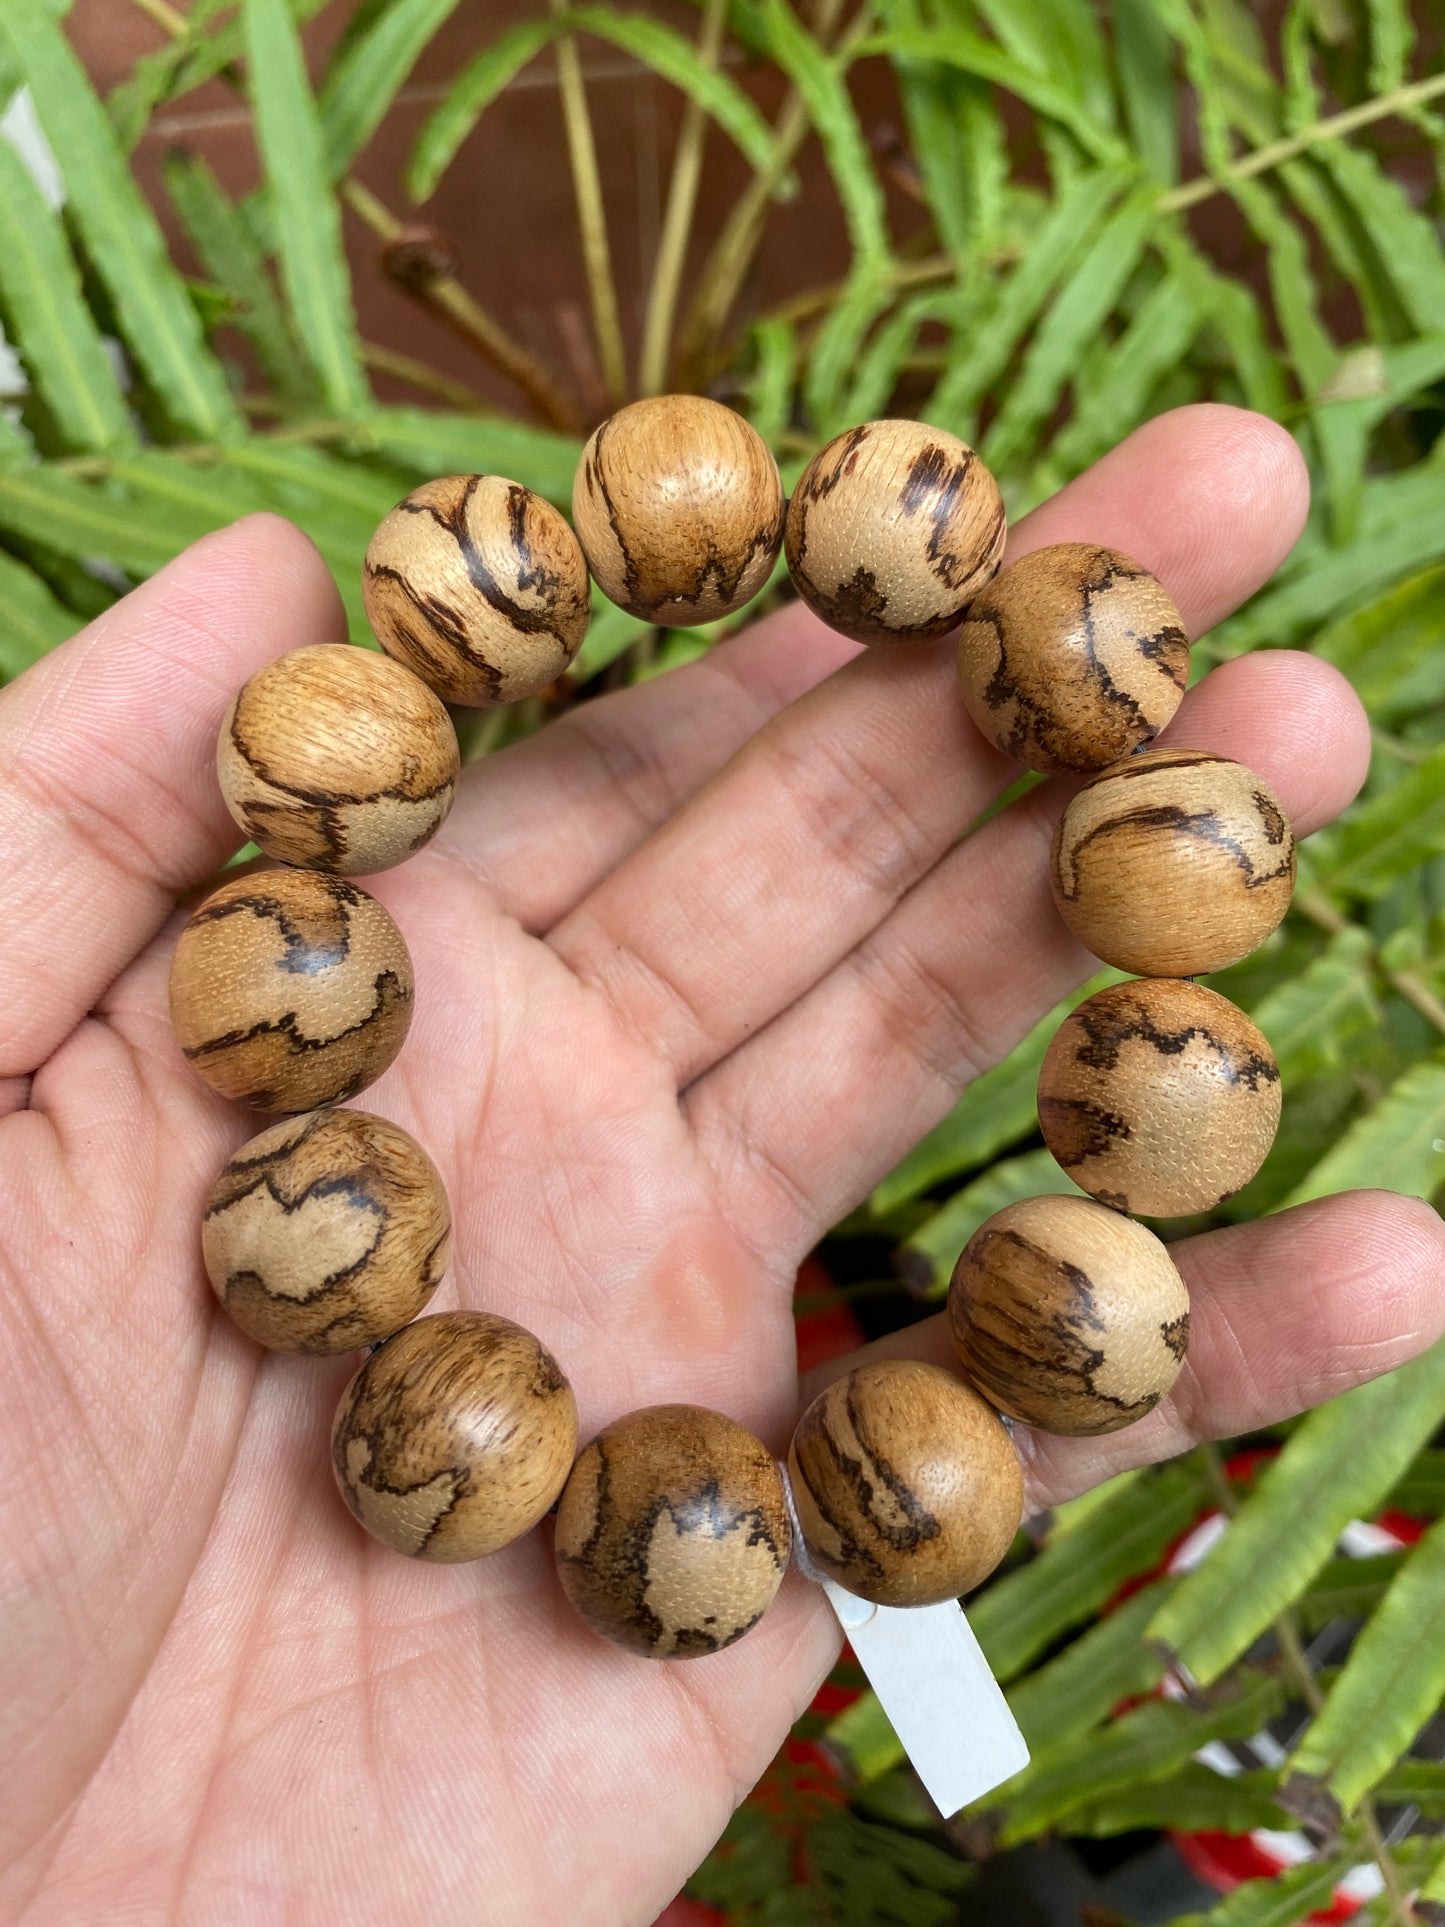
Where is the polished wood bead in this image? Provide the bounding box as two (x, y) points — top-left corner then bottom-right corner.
(1038, 977), (1282, 1217)
(332, 1310), (577, 1561)
(571, 395), (784, 625)
(554, 1405), (791, 1658)
(787, 1360), (1022, 1607)
(1051, 748), (1297, 976)
(202, 1109), (450, 1353)
(363, 473), (591, 705)
(956, 543), (1189, 773)
(784, 419), (1005, 647)
(949, 1194), (1190, 1436)
(169, 870), (413, 1112)
(217, 644), (459, 875)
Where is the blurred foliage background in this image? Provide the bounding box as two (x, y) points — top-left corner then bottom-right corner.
(1, 1), (1444, 1920)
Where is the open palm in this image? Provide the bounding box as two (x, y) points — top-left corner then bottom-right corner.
(3, 406), (1442, 1927)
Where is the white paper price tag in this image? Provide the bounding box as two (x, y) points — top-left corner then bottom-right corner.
(820, 1576), (1029, 1817)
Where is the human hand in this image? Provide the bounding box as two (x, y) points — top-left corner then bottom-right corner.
(2, 405), (1440, 1926)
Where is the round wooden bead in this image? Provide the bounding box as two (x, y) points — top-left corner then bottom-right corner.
(784, 419), (1005, 647)
(1051, 748), (1297, 976)
(949, 1194), (1190, 1436)
(554, 1404), (791, 1658)
(217, 644), (460, 875)
(787, 1360), (1022, 1607)
(1038, 977), (1282, 1216)
(169, 869), (413, 1112)
(201, 1109), (451, 1353)
(363, 473), (591, 705)
(571, 395), (784, 625)
(956, 543), (1189, 773)
(332, 1310), (578, 1561)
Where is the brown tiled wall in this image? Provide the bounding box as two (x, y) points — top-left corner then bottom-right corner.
(67, 0), (911, 423)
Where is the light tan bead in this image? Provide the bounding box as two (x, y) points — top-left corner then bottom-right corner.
(169, 870), (413, 1112)
(1038, 978), (1282, 1216)
(554, 1405), (791, 1659)
(572, 395), (784, 625)
(787, 1361), (1022, 1607)
(332, 1310), (578, 1561)
(202, 1109), (450, 1353)
(363, 474), (590, 705)
(957, 543), (1189, 773)
(949, 1194), (1190, 1437)
(784, 419), (1005, 646)
(216, 645), (459, 875)
(1051, 749), (1297, 975)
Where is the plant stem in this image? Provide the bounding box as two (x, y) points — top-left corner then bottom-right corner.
(1296, 888), (1445, 1039)
(676, 0), (860, 386)
(359, 341), (486, 411)
(1160, 69), (1445, 213)
(639, 0), (728, 396)
(548, 0), (628, 405)
(340, 181), (580, 432)
(128, 0), (188, 34)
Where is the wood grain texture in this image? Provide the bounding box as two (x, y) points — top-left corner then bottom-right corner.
(949, 1193), (1190, 1436)
(956, 543), (1189, 773)
(787, 1360), (1022, 1607)
(1038, 977), (1282, 1216)
(332, 1310), (577, 1562)
(202, 1108), (451, 1353)
(363, 473), (591, 705)
(217, 644), (459, 875)
(1051, 748), (1297, 976)
(168, 870), (413, 1113)
(554, 1404), (791, 1659)
(572, 395), (784, 625)
(784, 419), (1005, 647)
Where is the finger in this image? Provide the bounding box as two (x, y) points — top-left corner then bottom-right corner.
(797, 1192), (1445, 1513)
(547, 406), (1310, 1085)
(0, 516), (345, 1081)
(430, 606), (860, 930)
(688, 648), (1371, 1263)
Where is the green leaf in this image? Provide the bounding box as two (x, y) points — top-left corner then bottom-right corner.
(1320, 142), (1445, 338)
(1325, 748), (1445, 902)
(1148, 1343), (1445, 1684)
(803, 270), (895, 434)
(1061, 1762), (1287, 1837)
(928, 165), (1129, 439)
(1284, 1512), (1445, 1827)
(106, 0), (236, 150)
(741, 316), (797, 446)
(974, 1458), (1209, 1683)
(899, 1149), (1088, 1296)
(1113, 0), (1179, 181)
(405, 19), (557, 203)
(162, 149), (314, 408)
(244, 0), (369, 416)
(862, 28), (1125, 164)
(1282, 1057), (1445, 1208)
(763, 0), (889, 267)
(1296, 1549), (1409, 1632)
(1005, 1579), (1172, 1753)
(359, 406), (582, 505)
(1312, 564), (1445, 725)
(0, 547), (77, 676)
(983, 186), (1157, 473)
(973, 0), (1117, 135)
(878, 0), (1006, 260)
(406, 9), (781, 206)
(996, 1671), (1286, 1843)
(0, 132), (132, 453)
(1247, 927), (1380, 1083)
(0, 467), (196, 573)
(0, 7), (242, 441)
(319, 0), (463, 178)
(1169, 1855), (1360, 1927)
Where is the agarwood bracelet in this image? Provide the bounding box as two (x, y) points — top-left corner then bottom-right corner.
(169, 395), (1293, 1659)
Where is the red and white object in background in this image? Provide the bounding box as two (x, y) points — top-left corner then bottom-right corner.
(1161, 1457), (1428, 1923)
